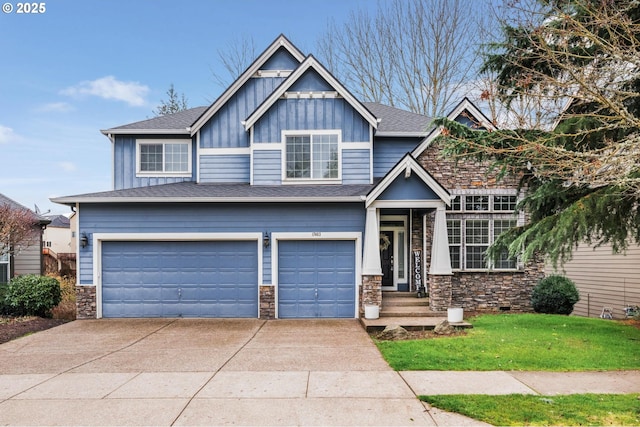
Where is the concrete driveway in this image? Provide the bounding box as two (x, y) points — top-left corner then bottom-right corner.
(0, 319), (475, 426)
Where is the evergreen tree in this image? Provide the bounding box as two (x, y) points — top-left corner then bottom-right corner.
(434, 0), (640, 267)
(153, 83), (189, 116)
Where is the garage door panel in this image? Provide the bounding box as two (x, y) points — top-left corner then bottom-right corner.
(278, 240), (356, 319)
(102, 240), (258, 318)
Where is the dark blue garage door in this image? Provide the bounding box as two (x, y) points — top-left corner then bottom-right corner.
(278, 240), (356, 318)
(102, 240), (258, 318)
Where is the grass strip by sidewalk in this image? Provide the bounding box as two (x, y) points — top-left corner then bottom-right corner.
(376, 313), (640, 371)
(421, 394), (640, 426)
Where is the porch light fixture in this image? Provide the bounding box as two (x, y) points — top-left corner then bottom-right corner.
(263, 232), (270, 248)
(80, 233), (89, 248)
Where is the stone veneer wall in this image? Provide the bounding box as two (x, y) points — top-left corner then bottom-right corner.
(76, 285), (96, 319)
(417, 140), (520, 190)
(450, 258), (545, 313)
(259, 286), (275, 319)
(417, 139), (543, 312)
(360, 275), (382, 316)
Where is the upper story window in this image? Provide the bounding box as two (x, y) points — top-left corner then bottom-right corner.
(136, 139), (191, 177)
(284, 131), (340, 182)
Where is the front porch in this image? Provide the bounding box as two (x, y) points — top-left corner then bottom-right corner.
(360, 292), (473, 332)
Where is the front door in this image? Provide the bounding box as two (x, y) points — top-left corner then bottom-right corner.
(380, 216), (409, 291)
(380, 230), (394, 287)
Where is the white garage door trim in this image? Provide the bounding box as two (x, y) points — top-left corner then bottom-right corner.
(93, 232), (263, 319)
(270, 232), (362, 319)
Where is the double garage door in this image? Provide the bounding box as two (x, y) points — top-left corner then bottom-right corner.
(100, 239), (356, 318)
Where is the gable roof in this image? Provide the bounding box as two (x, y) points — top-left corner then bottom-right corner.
(0, 193), (50, 225)
(411, 97), (495, 158)
(43, 214), (70, 228)
(101, 106), (208, 136)
(447, 97), (496, 131)
(190, 34), (306, 136)
(365, 153), (451, 208)
(363, 102), (432, 137)
(243, 55), (379, 131)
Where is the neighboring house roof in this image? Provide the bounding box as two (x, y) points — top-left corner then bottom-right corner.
(363, 103), (433, 137)
(243, 55), (378, 131)
(101, 106), (208, 135)
(0, 193), (50, 225)
(51, 181), (376, 205)
(43, 214), (70, 228)
(190, 34), (306, 136)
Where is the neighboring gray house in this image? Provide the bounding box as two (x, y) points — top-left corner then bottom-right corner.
(547, 244), (640, 319)
(53, 35), (544, 320)
(0, 193), (50, 283)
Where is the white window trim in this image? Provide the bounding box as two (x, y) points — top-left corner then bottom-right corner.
(281, 130), (342, 184)
(136, 139), (192, 178)
(446, 189), (522, 272)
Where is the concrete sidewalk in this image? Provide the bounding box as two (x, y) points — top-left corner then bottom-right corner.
(0, 320), (638, 426)
(0, 319), (481, 426)
(401, 370), (640, 396)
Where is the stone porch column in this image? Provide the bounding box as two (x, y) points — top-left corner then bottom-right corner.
(361, 207), (382, 314)
(429, 205), (453, 311)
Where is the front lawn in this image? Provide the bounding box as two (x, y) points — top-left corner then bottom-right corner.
(376, 313), (640, 371)
(422, 394), (640, 426)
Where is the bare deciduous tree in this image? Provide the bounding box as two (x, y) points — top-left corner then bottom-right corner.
(0, 203), (41, 259)
(211, 35), (258, 91)
(317, 0), (485, 117)
(436, 0), (640, 266)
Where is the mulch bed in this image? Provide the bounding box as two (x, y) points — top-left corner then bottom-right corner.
(0, 316), (68, 344)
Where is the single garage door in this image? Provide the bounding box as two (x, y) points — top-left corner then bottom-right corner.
(101, 240), (258, 318)
(278, 240), (356, 318)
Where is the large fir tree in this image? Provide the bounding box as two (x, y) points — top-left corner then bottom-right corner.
(435, 0), (640, 267)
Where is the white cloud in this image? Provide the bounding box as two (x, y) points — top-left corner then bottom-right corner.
(36, 102), (74, 113)
(0, 125), (17, 144)
(58, 161), (77, 172)
(61, 75), (149, 106)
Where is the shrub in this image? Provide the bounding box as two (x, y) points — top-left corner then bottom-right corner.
(4, 274), (61, 317)
(531, 275), (580, 315)
(49, 274), (76, 320)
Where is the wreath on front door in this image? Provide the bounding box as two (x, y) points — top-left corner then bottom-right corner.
(379, 233), (391, 251)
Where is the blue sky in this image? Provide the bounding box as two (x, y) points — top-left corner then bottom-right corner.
(0, 0), (377, 214)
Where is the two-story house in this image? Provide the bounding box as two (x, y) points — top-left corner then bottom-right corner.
(53, 35), (544, 319)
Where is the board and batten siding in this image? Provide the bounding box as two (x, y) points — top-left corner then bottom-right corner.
(199, 77), (285, 149)
(547, 243), (640, 319)
(252, 98), (370, 143)
(113, 136), (196, 190)
(200, 155), (250, 183)
(78, 202), (365, 287)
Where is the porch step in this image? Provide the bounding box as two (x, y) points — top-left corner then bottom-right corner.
(381, 291), (433, 317)
(382, 292), (429, 307)
(360, 316), (473, 332)
(380, 305), (441, 317)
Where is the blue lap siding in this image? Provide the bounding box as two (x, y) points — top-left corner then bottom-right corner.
(78, 202), (365, 287)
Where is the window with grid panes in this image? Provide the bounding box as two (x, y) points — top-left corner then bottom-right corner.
(493, 195), (517, 211)
(447, 219), (461, 269)
(465, 219), (489, 269)
(494, 220), (517, 269)
(285, 133), (338, 180)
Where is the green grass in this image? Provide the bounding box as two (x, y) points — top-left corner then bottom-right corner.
(376, 313), (640, 371)
(421, 394), (640, 426)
